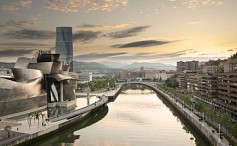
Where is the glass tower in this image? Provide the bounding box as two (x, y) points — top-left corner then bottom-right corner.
(56, 27), (73, 71)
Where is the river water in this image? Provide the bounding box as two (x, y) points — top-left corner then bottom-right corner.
(32, 84), (210, 146)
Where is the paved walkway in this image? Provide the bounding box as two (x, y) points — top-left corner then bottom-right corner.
(0, 96), (105, 146)
(0, 85), (123, 146)
(144, 82), (231, 146)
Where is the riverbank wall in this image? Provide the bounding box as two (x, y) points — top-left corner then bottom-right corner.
(1, 84), (123, 146)
(134, 82), (229, 146)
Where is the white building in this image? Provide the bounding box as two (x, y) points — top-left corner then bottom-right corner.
(145, 70), (174, 81)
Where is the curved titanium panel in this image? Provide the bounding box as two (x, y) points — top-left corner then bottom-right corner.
(14, 57), (37, 68)
(28, 61), (62, 74)
(11, 68), (42, 82)
(0, 78), (18, 90)
(0, 77), (42, 101)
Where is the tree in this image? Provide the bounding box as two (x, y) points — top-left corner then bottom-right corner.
(230, 52), (237, 60)
(218, 63), (224, 73)
(194, 102), (204, 113)
(165, 77), (178, 88)
(230, 123), (237, 137)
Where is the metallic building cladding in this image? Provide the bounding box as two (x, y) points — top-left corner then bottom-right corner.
(56, 27), (73, 71)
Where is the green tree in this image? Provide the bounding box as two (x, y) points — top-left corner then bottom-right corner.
(165, 77), (178, 88)
(230, 123), (237, 137)
(194, 102), (204, 113)
(230, 52), (237, 60)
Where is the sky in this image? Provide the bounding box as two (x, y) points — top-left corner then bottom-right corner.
(0, 0), (237, 65)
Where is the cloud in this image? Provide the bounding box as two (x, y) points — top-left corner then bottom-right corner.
(74, 52), (127, 61)
(1, 0), (32, 12)
(3, 28), (101, 42)
(158, 49), (191, 57)
(227, 49), (233, 52)
(0, 42), (50, 47)
(4, 29), (55, 40)
(1, 4), (19, 12)
(73, 31), (102, 43)
(105, 26), (150, 39)
(73, 49), (195, 63)
(183, 0), (224, 9)
(189, 21), (200, 25)
(18, 0), (32, 7)
(100, 50), (189, 62)
(111, 40), (171, 48)
(0, 17), (38, 32)
(0, 49), (33, 57)
(44, 0), (128, 13)
(199, 53), (209, 55)
(76, 23), (129, 31)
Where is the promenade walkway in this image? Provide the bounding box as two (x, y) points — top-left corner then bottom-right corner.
(138, 82), (231, 146)
(0, 84), (123, 146)
(0, 96), (106, 146)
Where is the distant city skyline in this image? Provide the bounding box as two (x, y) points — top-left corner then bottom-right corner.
(0, 0), (237, 65)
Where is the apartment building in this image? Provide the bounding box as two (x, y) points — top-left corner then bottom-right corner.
(196, 74), (218, 99)
(202, 66), (218, 74)
(218, 60), (237, 106)
(177, 60), (198, 73)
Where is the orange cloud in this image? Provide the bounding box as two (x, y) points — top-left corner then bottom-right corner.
(44, 0), (128, 13)
(0, 17), (38, 32)
(77, 23), (129, 31)
(1, 0), (32, 12)
(183, 0), (224, 8)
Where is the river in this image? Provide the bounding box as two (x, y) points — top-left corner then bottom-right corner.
(32, 84), (210, 146)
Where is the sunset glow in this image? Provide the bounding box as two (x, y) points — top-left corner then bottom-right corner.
(0, 0), (236, 65)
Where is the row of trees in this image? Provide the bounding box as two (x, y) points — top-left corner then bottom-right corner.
(77, 78), (116, 92)
(160, 85), (237, 140)
(165, 77), (178, 88)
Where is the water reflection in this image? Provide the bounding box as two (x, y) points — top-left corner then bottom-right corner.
(157, 92), (211, 146)
(30, 84), (210, 146)
(33, 105), (109, 146)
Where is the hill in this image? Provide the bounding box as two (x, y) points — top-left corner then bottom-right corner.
(124, 62), (175, 70)
(73, 61), (111, 72)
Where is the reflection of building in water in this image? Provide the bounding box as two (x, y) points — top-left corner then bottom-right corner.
(36, 105), (109, 145)
(0, 50), (78, 117)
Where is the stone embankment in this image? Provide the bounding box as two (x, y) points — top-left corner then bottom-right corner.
(137, 82), (230, 146)
(0, 84), (123, 146)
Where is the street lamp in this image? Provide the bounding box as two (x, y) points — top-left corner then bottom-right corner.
(218, 124), (221, 142)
